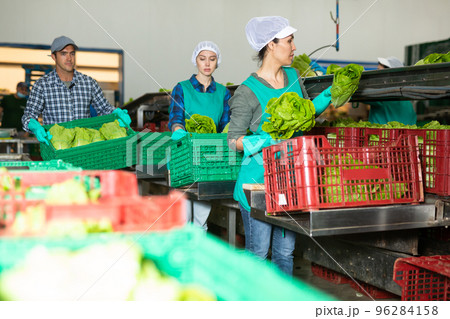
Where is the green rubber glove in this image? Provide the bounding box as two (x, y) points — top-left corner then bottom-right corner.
(28, 119), (52, 145)
(242, 133), (277, 157)
(312, 86), (332, 115)
(171, 129), (188, 141)
(112, 108), (132, 127)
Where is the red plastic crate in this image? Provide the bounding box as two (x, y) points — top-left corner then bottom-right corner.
(363, 127), (405, 146)
(311, 263), (352, 285)
(0, 170), (139, 199)
(350, 281), (398, 299)
(402, 129), (450, 196)
(310, 126), (450, 196)
(0, 191), (186, 235)
(159, 121), (169, 132)
(263, 135), (424, 214)
(393, 255), (450, 301)
(306, 127), (364, 148)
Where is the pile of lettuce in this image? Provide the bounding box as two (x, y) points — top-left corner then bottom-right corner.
(319, 118), (450, 130)
(48, 120), (127, 150)
(415, 52), (450, 65)
(322, 153), (408, 204)
(262, 92), (316, 139)
(330, 64), (365, 108)
(185, 114), (217, 133)
(291, 54), (317, 77)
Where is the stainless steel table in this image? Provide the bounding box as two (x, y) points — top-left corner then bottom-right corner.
(0, 138), (40, 154)
(138, 177), (241, 245)
(244, 184), (450, 237)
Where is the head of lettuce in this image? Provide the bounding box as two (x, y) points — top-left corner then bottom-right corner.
(262, 92), (316, 139)
(330, 64), (364, 108)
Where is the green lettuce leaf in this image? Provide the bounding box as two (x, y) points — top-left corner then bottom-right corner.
(49, 124), (75, 150)
(72, 127), (92, 148)
(415, 52), (450, 65)
(262, 92), (316, 139)
(330, 64), (364, 107)
(99, 120), (127, 140)
(326, 64), (342, 75)
(185, 114), (217, 133)
(87, 128), (105, 143)
(291, 54), (316, 77)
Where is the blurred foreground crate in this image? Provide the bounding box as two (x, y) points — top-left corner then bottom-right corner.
(0, 160), (81, 171)
(0, 170), (184, 235)
(0, 226), (334, 301)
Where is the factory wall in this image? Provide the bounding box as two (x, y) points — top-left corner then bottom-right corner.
(1, 0), (449, 102)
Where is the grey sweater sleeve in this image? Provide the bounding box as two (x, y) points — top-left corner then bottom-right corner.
(227, 84), (261, 151)
(227, 69), (307, 150)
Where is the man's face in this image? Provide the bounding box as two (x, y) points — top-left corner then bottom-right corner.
(16, 86), (29, 96)
(52, 45), (76, 73)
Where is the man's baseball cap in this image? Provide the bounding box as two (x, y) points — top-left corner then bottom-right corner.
(50, 36), (79, 53)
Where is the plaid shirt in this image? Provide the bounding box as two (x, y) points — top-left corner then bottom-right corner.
(22, 69), (114, 131)
(168, 75), (231, 133)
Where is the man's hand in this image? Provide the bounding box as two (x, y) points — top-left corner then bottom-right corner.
(28, 119), (52, 145)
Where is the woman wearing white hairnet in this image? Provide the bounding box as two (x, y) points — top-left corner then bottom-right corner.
(227, 16), (332, 275)
(168, 41), (231, 231)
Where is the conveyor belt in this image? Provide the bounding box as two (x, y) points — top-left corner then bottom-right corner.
(304, 62), (450, 101)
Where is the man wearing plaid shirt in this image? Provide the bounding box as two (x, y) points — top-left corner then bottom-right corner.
(22, 36), (130, 145)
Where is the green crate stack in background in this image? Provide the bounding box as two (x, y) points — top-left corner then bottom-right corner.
(0, 226), (334, 301)
(40, 114), (137, 170)
(169, 133), (243, 188)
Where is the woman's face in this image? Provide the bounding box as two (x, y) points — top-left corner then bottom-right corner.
(272, 35), (296, 65)
(196, 50), (218, 76)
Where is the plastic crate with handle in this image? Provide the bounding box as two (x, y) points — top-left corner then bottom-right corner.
(393, 255), (450, 301)
(40, 114), (138, 170)
(309, 126), (450, 196)
(169, 133), (243, 188)
(263, 135), (424, 214)
(402, 129), (450, 196)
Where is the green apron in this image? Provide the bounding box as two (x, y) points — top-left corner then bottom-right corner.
(234, 67), (304, 211)
(368, 100), (417, 125)
(179, 80), (226, 128)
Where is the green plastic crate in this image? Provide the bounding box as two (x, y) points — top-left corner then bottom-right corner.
(138, 131), (172, 165)
(169, 133), (243, 187)
(0, 160), (81, 171)
(0, 226), (333, 301)
(40, 114), (138, 170)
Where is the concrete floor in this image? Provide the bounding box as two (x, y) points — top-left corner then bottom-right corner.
(208, 225), (401, 301)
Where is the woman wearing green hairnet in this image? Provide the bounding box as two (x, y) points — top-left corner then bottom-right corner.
(168, 41), (231, 231)
(227, 16), (332, 275)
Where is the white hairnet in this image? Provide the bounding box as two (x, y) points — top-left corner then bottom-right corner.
(378, 56), (404, 68)
(192, 41), (222, 66)
(245, 16), (297, 51)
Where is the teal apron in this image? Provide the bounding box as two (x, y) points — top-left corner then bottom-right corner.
(179, 80), (226, 128)
(234, 67), (304, 211)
